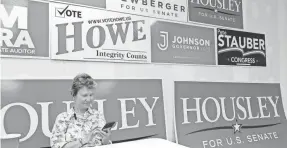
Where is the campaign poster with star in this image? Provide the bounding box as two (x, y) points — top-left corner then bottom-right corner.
(174, 81), (287, 148)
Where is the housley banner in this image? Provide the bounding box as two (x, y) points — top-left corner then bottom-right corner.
(174, 81), (287, 148)
(188, 0), (243, 29)
(1, 79), (166, 148)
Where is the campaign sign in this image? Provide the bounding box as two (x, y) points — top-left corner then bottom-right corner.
(188, 0), (243, 29)
(0, 0), (49, 58)
(151, 21), (216, 65)
(106, 0), (187, 22)
(174, 81), (287, 148)
(50, 2), (151, 63)
(217, 28), (266, 66)
(1, 79), (166, 148)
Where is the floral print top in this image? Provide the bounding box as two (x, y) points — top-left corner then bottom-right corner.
(50, 108), (107, 148)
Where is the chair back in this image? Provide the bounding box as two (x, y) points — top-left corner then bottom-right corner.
(1, 134), (21, 148)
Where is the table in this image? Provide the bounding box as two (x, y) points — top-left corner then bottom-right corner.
(87, 138), (189, 148)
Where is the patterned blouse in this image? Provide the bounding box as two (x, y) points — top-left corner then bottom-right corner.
(50, 108), (109, 148)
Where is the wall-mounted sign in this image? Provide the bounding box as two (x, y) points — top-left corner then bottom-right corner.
(151, 21), (216, 65)
(0, 0), (49, 58)
(174, 81), (287, 148)
(50, 2), (152, 63)
(217, 28), (266, 66)
(188, 0), (243, 29)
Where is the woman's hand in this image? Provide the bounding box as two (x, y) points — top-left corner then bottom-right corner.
(81, 127), (112, 146)
(100, 129), (112, 145)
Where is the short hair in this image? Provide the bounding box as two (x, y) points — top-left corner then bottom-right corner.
(70, 73), (97, 96)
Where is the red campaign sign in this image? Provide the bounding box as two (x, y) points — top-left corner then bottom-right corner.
(1, 79), (166, 148)
(0, 0), (49, 58)
(174, 81), (287, 148)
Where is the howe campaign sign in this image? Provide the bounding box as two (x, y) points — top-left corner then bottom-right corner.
(174, 81), (287, 148)
(188, 0), (243, 29)
(50, 2), (152, 63)
(1, 79), (166, 148)
(0, 0), (49, 58)
(151, 21), (216, 65)
(217, 28), (266, 66)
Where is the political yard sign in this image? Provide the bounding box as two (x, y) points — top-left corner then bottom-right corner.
(1, 79), (166, 148)
(217, 28), (266, 66)
(151, 21), (215, 65)
(0, 0), (49, 58)
(174, 81), (287, 148)
(106, 0), (187, 22)
(50, 2), (152, 63)
(188, 0), (243, 29)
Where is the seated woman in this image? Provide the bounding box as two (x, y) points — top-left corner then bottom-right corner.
(50, 73), (112, 148)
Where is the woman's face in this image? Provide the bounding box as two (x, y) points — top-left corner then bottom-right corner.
(74, 86), (94, 110)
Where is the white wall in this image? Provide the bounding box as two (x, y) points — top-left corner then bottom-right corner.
(1, 0), (286, 142)
(279, 0), (287, 118)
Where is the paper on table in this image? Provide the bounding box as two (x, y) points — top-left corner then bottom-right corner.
(94, 138), (189, 148)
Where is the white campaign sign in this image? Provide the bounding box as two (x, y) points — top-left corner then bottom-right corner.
(50, 2), (152, 63)
(106, 0), (188, 22)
